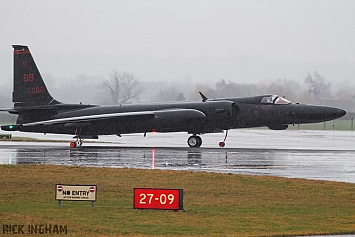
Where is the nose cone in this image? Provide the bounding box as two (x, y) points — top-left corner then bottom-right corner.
(324, 106), (346, 120)
(294, 105), (346, 123)
(337, 108), (347, 118)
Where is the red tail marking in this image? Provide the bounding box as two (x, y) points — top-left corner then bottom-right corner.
(14, 49), (30, 55)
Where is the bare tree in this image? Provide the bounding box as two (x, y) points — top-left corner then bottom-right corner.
(176, 92), (186, 101)
(97, 71), (144, 105)
(214, 79), (259, 98)
(259, 78), (302, 102)
(189, 83), (215, 100)
(151, 84), (179, 102)
(305, 71), (332, 102)
(335, 89), (355, 101)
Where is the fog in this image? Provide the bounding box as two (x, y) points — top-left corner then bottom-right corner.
(1, 0), (355, 105)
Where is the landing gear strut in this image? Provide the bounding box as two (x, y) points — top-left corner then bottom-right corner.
(219, 130), (229, 147)
(70, 125), (83, 148)
(187, 135), (202, 148)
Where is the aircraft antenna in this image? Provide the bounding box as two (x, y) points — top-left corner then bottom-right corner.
(199, 92), (208, 102)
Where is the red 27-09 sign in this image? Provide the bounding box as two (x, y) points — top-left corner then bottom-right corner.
(133, 188), (183, 211)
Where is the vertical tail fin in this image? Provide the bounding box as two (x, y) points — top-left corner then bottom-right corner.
(12, 45), (60, 107)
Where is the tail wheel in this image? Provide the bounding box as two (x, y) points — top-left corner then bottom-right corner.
(187, 135), (202, 148)
(70, 140), (83, 148)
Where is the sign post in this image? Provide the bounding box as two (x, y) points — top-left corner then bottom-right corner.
(55, 184), (97, 207)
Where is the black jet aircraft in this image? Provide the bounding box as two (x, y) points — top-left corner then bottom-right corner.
(1, 45), (346, 148)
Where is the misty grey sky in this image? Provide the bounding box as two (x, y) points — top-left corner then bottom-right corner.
(1, 0), (355, 87)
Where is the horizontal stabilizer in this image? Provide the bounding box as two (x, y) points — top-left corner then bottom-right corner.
(0, 108), (18, 113)
(1, 124), (20, 131)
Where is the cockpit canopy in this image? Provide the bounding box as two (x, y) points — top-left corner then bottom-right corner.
(261, 95), (292, 105)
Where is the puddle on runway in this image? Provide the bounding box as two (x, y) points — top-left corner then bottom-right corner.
(2, 146), (355, 183)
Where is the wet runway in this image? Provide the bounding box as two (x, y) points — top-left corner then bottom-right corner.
(1, 129), (354, 183)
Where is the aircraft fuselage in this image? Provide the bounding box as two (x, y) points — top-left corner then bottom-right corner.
(15, 95), (346, 137)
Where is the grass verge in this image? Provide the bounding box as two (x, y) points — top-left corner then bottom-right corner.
(1, 165), (355, 236)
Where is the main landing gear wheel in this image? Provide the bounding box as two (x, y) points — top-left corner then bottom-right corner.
(219, 130), (229, 147)
(187, 135), (202, 148)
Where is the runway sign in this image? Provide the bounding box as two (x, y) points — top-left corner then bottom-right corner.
(55, 184), (97, 202)
(134, 188), (183, 211)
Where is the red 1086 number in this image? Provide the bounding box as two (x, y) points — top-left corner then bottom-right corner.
(28, 87), (44, 94)
(133, 188), (183, 211)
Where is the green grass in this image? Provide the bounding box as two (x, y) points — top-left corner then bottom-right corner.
(245, 120), (354, 131)
(1, 165), (355, 236)
(288, 120), (354, 131)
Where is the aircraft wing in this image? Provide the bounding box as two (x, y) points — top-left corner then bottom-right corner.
(21, 109), (206, 127)
(22, 111), (155, 126)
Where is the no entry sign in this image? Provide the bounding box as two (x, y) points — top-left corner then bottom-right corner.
(55, 184), (97, 202)
(57, 185), (63, 192)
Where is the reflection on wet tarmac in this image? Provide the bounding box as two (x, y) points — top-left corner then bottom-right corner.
(2, 145), (355, 183)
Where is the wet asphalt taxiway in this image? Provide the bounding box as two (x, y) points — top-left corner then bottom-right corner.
(1, 129), (354, 183)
